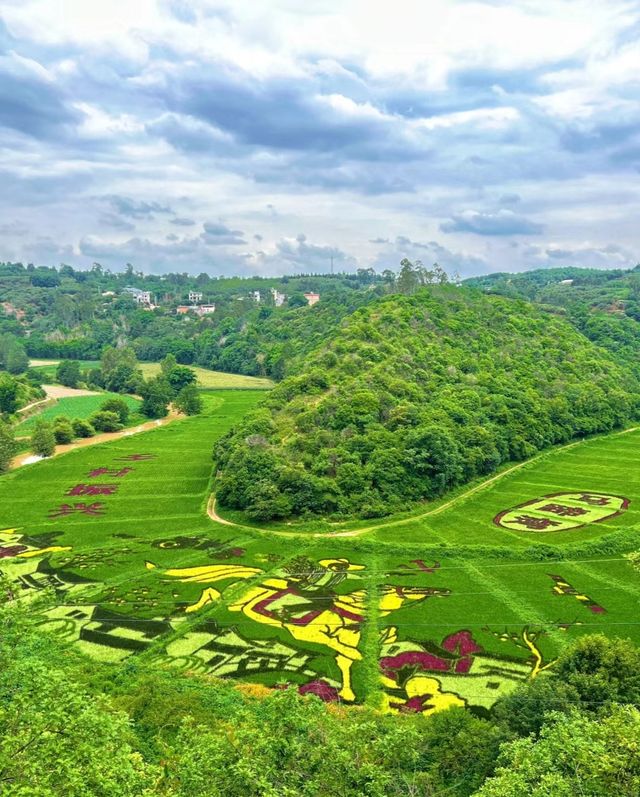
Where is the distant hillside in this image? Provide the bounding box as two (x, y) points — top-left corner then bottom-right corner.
(465, 265), (640, 377)
(215, 287), (640, 520)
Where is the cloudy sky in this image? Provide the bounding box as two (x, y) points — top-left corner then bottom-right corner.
(1, 0), (639, 277)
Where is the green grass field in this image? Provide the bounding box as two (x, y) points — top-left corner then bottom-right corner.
(30, 359), (274, 390)
(29, 360), (101, 379)
(139, 362), (274, 389)
(16, 393), (143, 435)
(2, 401), (639, 716)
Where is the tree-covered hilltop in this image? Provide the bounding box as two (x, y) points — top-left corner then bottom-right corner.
(466, 265), (640, 378)
(215, 286), (640, 520)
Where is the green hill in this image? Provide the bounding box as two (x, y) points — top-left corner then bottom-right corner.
(215, 287), (640, 520)
(465, 265), (640, 378)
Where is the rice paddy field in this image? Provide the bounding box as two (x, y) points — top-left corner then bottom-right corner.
(1, 397), (639, 717)
(16, 392), (143, 435)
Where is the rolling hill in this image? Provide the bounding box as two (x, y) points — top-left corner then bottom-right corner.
(214, 286), (640, 520)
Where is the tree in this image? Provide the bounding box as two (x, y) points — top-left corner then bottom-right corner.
(174, 383), (202, 416)
(0, 651), (159, 795)
(53, 418), (75, 444)
(246, 481), (293, 520)
(287, 293), (308, 309)
(5, 344), (28, 374)
(396, 258), (420, 295)
(160, 352), (177, 376)
(140, 375), (172, 419)
(56, 360), (81, 388)
(100, 346), (141, 394)
(476, 706), (640, 796)
(0, 422), (16, 473)
(554, 633), (640, 708)
(0, 373), (19, 414)
(71, 418), (95, 438)
(100, 397), (130, 424)
(31, 420), (56, 457)
(167, 365), (197, 395)
(89, 410), (122, 433)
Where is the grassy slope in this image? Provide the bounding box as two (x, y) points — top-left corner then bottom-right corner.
(29, 359), (274, 389)
(139, 362), (274, 389)
(16, 392), (142, 434)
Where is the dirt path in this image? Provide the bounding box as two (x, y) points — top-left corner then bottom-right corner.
(207, 426), (640, 539)
(42, 384), (100, 399)
(11, 409), (182, 470)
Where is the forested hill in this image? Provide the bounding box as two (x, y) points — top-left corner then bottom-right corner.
(465, 265), (640, 378)
(215, 286), (640, 520)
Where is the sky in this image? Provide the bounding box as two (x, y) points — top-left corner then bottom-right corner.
(1, 0), (639, 278)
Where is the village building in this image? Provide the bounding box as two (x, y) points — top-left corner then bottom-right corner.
(304, 292), (320, 306)
(195, 304), (216, 316)
(271, 288), (287, 307)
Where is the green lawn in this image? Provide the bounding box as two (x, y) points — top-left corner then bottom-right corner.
(29, 360), (101, 379)
(30, 359), (274, 389)
(17, 393), (143, 435)
(2, 403), (639, 716)
(139, 362), (274, 389)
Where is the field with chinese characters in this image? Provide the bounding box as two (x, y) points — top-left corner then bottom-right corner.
(1, 393), (639, 716)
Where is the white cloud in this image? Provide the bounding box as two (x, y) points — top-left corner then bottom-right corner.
(0, 0), (639, 276)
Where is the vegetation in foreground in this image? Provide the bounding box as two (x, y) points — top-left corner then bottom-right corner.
(2, 603), (639, 797)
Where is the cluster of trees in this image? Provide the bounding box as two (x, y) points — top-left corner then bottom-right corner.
(1, 599), (639, 796)
(216, 287), (640, 520)
(30, 397), (134, 457)
(57, 350), (202, 420)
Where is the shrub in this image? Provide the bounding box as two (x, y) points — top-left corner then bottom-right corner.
(89, 410), (123, 433)
(71, 418), (96, 438)
(99, 397), (130, 424)
(56, 360), (81, 388)
(53, 419), (75, 444)
(31, 419), (56, 457)
(174, 384), (202, 416)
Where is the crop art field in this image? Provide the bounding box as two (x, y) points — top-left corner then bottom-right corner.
(1, 401), (639, 716)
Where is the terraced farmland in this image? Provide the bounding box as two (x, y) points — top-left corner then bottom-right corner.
(2, 399), (639, 716)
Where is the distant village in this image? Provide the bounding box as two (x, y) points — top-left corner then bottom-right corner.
(110, 286), (321, 315)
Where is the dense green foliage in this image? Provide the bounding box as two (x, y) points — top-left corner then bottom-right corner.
(466, 265), (640, 378)
(0, 423), (16, 473)
(216, 287), (640, 519)
(0, 261), (385, 378)
(30, 419), (56, 457)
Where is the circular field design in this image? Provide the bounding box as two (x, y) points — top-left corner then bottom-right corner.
(493, 492), (630, 532)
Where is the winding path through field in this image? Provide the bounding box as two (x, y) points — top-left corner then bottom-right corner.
(207, 425), (640, 539)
